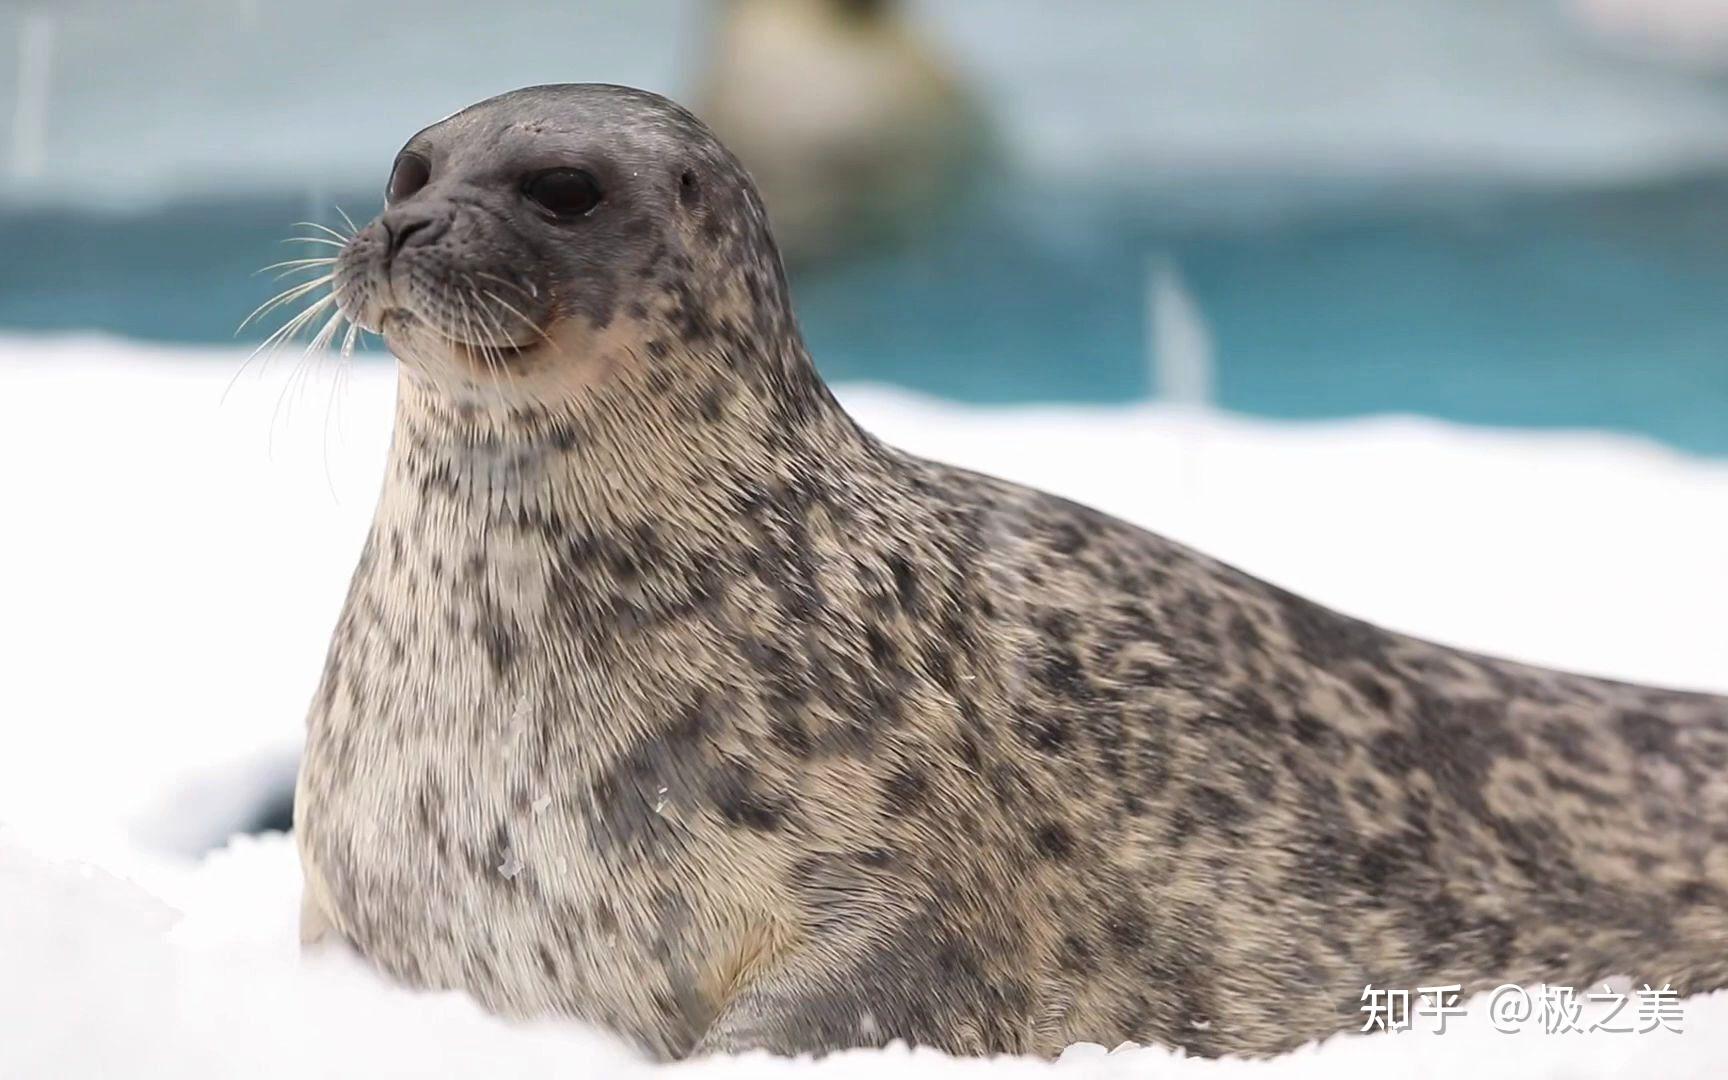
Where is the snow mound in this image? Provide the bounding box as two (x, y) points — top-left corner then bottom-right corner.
(2, 336), (1725, 1078)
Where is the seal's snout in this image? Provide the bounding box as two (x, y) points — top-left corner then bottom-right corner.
(382, 209), (445, 260)
(333, 194), (552, 368)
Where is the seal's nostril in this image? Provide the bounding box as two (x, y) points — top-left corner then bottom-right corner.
(386, 217), (435, 257)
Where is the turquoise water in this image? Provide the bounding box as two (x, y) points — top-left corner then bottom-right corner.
(4, 173), (1726, 455)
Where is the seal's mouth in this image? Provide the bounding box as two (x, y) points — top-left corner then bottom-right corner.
(456, 338), (537, 363)
(379, 307), (540, 364)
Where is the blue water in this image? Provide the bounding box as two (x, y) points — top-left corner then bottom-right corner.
(4, 173), (1726, 455)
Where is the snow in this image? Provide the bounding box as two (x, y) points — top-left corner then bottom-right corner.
(2, 335), (1726, 1077)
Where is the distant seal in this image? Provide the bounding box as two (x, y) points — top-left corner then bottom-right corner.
(295, 84), (1728, 1060)
(695, 0), (986, 264)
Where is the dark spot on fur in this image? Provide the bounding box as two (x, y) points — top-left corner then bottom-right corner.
(769, 713), (814, 757)
(1227, 613), (1263, 653)
(1357, 839), (1407, 888)
(699, 385), (727, 422)
(882, 763), (931, 815)
(1619, 710), (1676, 757)
(593, 899), (619, 935)
(1046, 521), (1089, 555)
(954, 733), (982, 771)
(863, 624), (898, 669)
(1060, 932), (1096, 973)
(479, 615), (520, 676)
(1192, 785), (1245, 826)
(1167, 805), (1195, 845)
(1105, 903), (1149, 954)
(1291, 711), (1333, 747)
(1038, 649), (1087, 699)
(1033, 821), (1074, 860)
(1353, 672), (1394, 711)
(1020, 709), (1069, 753)
(920, 642), (959, 691)
(1269, 585), (1390, 669)
(935, 939), (982, 980)
(712, 767), (787, 831)
(888, 555), (919, 612)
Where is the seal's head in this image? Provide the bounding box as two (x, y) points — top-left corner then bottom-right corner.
(334, 84), (800, 411)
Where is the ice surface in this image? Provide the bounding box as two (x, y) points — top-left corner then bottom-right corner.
(2, 337), (1725, 1077)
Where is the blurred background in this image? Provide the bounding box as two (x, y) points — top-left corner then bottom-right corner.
(2, 0), (1727, 453)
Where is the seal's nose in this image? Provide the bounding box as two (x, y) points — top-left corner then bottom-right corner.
(380, 207), (447, 259)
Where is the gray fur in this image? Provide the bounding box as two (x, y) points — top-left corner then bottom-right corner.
(296, 84), (1728, 1060)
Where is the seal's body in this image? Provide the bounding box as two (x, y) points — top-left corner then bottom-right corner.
(295, 85), (1728, 1060)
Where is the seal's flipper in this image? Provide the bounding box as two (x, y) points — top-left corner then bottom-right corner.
(691, 933), (1012, 1059)
(298, 882), (334, 948)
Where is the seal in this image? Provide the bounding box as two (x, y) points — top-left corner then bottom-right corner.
(695, 0), (986, 264)
(294, 84), (1728, 1060)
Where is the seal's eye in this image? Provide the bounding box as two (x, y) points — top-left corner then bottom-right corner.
(524, 168), (602, 219)
(387, 153), (430, 204)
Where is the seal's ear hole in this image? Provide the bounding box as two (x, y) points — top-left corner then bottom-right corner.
(678, 169), (701, 208)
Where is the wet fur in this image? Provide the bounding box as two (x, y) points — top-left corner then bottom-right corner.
(296, 85), (1728, 1060)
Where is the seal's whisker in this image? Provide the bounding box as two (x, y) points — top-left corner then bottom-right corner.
(450, 279), (497, 393)
(307, 306), (348, 355)
(333, 204), (362, 238)
(257, 256), (339, 279)
(238, 274), (333, 333)
(293, 220), (356, 243)
(462, 272), (540, 366)
(282, 235), (347, 249)
(260, 294), (337, 365)
(475, 270), (539, 303)
(323, 359), (348, 498)
(234, 292), (335, 392)
(277, 295), (351, 432)
(224, 285), (331, 406)
(329, 316), (363, 451)
(463, 280), (516, 428)
(463, 282), (523, 506)
(257, 255), (338, 271)
(472, 286), (531, 352)
(340, 319), (362, 359)
(465, 282), (510, 388)
(248, 295), (337, 389)
(483, 289), (555, 349)
(266, 297), (340, 454)
(238, 272), (336, 333)
(271, 266), (335, 283)
(307, 306), (353, 500)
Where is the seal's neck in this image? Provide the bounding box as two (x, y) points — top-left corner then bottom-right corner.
(380, 340), (868, 551)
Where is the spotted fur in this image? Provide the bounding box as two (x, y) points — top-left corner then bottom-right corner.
(296, 85), (1728, 1060)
